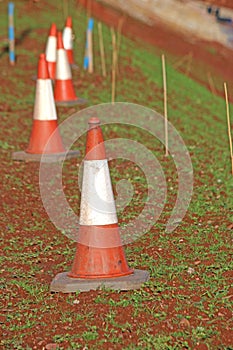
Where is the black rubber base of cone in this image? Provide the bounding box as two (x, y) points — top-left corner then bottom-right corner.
(12, 150), (80, 163)
(50, 269), (150, 293)
(55, 98), (87, 107)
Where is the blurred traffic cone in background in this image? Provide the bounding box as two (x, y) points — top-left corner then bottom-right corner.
(63, 16), (78, 69)
(45, 23), (57, 80)
(50, 117), (150, 292)
(12, 54), (79, 162)
(26, 53), (64, 154)
(54, 31), (86, 106)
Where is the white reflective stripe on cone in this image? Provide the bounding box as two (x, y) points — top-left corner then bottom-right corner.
(80, 159), (118, 226)
(45, 36), (57, 62)
(63, 27), (73, 49)
(56, 49), (72, 80)
(33, 79), (57, 121)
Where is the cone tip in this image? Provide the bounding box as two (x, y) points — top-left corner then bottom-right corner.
(38, 53), (49, 79)
(86, 117), (106, 159)
(39, 53), (46, 60)
(49, 23), (57, 36)
(88, 117), (100, 126)
(57, 31), (64, 49)
(66, 16), (72, 28)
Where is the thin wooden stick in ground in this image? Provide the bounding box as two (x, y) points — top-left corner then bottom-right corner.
(173, 52), (191, 70)
(207, 72), (217, 95)
(116, 15), (125, 75)
(98, 22), (106, 77)
(224, 82), (233, 175)
(111, 27), (117, 104)
(184, 52), (193, 77)
(117, 15), (125, 53)
(87, 18), (94, 74)
(62, 0), (68, 21)
(87, 0), (92, 18)
(87, 30), (93, 73)
(8, 2), (15, 66)
(162, 54), (168, 157)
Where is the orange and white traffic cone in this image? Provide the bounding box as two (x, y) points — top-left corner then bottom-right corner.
(54, 31), (86, 106)
(45, 23), (57, 80)
(12, 54), (79, 162)
(50, 117), (149, 292)
(62, 16), (78, 69)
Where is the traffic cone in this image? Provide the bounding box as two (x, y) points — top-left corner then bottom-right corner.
(45, 23), (57, 80)
(50, 117), (150, 293)
(12, 54), (79, 162)
(54, 31), (86, 106)
(62, 16), (78, 69)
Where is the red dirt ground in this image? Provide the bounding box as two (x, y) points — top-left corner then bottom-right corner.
(1, 1), (232, 349)
(79, 0), (233, 100)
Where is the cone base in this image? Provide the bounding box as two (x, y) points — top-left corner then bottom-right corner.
(12, 150), (80, 163)
(55, 97), (87, 107)
(50, 269), (150, 293)
(26, 120), (65, 154)
(68, 269), (134, 279)
(70, 63), (79, 70)
(31, 76), (55, 82)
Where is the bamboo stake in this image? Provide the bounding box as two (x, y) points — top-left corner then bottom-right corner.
(207, 72), (217, 95)
(62, 0), (68, 21)
(117, 16), (124, 53)
(162, 54), (168, 157)
(98, 22), (106, 77)
(116, 15), (125, 75)
(173, 53), (191, 69)
(224, 82), (233, 175)
(87, 0), (92, 18)
(8, 2), (15, 66)
(83, 38), (89, 70)
(87, 29), (93, 73)
(184, 52), (193, 77)
(85, 18), (94, 74)
(111, 27), (117, 104)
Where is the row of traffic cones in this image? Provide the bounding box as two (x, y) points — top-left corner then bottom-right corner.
(12, 18), (149, 292)
(45, 17), (77, 81)
(46, 18), (85, 106)
(55, 31), (86, 106)
(12, 18), (86, 161)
